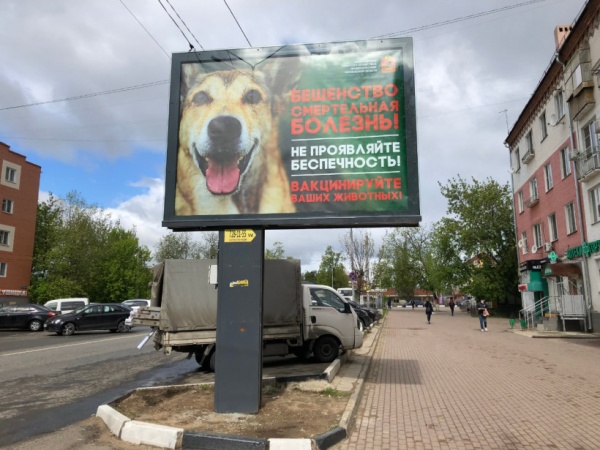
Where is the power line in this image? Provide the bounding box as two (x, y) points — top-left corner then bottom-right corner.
(163, 0), (204, 50)
(119, 0), (171, 59)
(0, 80), (169, 111)
(372, 0), (548, 39)
(157, 0), (196, 51)
(224, 0), (252, 47)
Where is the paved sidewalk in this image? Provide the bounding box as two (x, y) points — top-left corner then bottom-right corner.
(333, 307), (600, 450)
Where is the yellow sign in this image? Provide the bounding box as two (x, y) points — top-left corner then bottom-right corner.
(229, 279), (249, 288)
(224, 229), (256, 243)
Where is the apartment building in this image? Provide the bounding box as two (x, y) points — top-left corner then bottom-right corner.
(506, 0), (600, 331)
(0, 142), (41, 306)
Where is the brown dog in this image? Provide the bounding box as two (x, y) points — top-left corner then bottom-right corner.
(175, 64), (297, 216)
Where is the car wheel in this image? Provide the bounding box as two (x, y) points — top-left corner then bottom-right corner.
(313, 336), (340, 363)
(116, 320), (127, 333)
(28, 319), (43, 332)
(61, 323), (75, 336)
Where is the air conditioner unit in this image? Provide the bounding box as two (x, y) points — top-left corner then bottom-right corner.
(531, 245), (538, 253)
(544, 242), (553, 252)
(518, 239), (524, 248)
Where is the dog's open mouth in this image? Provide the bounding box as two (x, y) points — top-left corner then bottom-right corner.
(195, 140), (257, 195)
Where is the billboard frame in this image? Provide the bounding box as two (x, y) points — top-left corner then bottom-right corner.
(163, 38), (420, 231)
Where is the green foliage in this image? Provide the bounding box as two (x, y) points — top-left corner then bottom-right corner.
(30, 191), (152, 303)
(316, 246), (347, 289)
(437, 176), (519, 304)
(265, 241), (287, 259)
(302, 270), (318, 283)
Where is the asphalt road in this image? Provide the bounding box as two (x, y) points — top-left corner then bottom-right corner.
(0, 326), (333, 447)
(0, 327), (195, 447)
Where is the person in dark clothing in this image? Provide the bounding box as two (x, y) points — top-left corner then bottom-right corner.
(425, 300), (434, 324)
(449, 299), (455, 316)
(477, 298), (488, 331)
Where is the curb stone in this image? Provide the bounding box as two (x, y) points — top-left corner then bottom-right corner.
(96, 318), (382, 449)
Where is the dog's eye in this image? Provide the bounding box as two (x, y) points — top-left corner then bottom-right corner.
(192, 91), (211, 105)
(243, 89), (262, 105)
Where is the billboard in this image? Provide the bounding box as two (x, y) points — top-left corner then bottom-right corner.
(163, 38), (420, 230)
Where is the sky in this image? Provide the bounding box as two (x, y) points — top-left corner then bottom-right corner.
(0, 0), (589, 272)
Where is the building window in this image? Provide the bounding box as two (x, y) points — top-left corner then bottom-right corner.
(530, 177), (538, 201)
(591, 186), (600, 223)
(582, 119), (598, 154)
(544, 164), (553, 191)
(533, 224), (542, 248)
(0, 231), (9, 246)
(518, 191), (524, 213)
(526, 131), (534, 151)
(4, 167), (16, 183)
(521, 231), (528, 255)
(2, 199), (13, 214)
(555, 89), (564, 119)
(565, 202), (577, 234)
(540, 111), (548, 140)
(512, 147), (521, 172)
(0, 262), (6, 277)
(560, 147), (571, 178)
(548, 213), (558, 241)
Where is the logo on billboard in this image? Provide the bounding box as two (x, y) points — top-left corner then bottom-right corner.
(380, 56), (397, 73)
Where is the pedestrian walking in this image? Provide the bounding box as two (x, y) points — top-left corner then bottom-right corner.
(477, 298), (489, 331)
(425, 299), (434, 324)
(449, 298), (455, 316)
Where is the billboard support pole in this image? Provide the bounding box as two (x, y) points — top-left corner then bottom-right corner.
(215, 229), (264, 413)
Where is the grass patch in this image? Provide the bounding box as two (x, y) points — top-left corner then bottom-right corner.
(320, 387), (351, 398)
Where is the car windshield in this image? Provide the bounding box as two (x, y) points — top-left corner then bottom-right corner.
(73, 306), (88, 314)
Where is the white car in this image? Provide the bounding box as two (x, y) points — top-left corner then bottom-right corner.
(122, 299), (151, 327)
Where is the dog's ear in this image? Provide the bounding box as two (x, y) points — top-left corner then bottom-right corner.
(257, 46), (310, 97)
(180, 63), (206, 102)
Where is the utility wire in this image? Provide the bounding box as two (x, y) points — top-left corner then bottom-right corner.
(224, 0), (252, 47)
(157, 0), (196, 51)
(163, 0), (204, 50)
(0, 80), (169, 111)
(372, 0), (547, 39)
(119, 0), (171, 59)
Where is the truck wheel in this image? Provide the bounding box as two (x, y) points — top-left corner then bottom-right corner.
(291, 346), (310, 360)
(208, 351), (216, 372)
(313, 336), (340, 363)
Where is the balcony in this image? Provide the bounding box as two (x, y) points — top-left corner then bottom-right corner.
(525, 195), (539, 208)
(521, 148), (535, 164)
(568, 86), (595, 122)
(577, 147), (600, 181)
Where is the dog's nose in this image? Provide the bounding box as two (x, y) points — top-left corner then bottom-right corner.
(208, 116), (241, 143)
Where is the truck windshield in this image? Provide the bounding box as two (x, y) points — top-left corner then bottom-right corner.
(310, 288), (346, 313)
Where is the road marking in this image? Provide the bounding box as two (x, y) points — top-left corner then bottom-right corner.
(0, 334), (143, 357)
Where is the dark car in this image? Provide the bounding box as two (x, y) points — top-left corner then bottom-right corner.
(345, 301), (373, 330)
(0, 304), (56, 331)
(347, 300), (381, 324)
(44, 303), (131, 336)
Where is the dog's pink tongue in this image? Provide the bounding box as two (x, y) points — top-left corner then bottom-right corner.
(206, 160), (240, 194)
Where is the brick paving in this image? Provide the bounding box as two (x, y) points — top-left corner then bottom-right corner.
(333, 306), (600, 450)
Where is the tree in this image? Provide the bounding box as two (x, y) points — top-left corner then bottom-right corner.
(375, 229), (421, 301)
(197, 232), (218, 259)
(302, 270), (318, 283)
(340, 230), (375, 297)
(265, 241), (287, 259)
(316, 246), (347, 289)
(30, 192), (152, 303)
(153, 233), (203, 262)
(436, 176), (519, 306)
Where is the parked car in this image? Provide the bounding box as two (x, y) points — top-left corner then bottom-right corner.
(44, 298), (89, 314)
(0, 304), (56, 331)
(347, 300), (382, 323)
(44, 303), (131, 336)
(122, 299), (151, 327)
(345, 301), (373, 330)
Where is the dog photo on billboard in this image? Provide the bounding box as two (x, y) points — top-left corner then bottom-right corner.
(175, 59), (301, 216)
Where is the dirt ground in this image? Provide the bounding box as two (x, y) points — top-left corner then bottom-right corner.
(109, 381), (349, 440)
